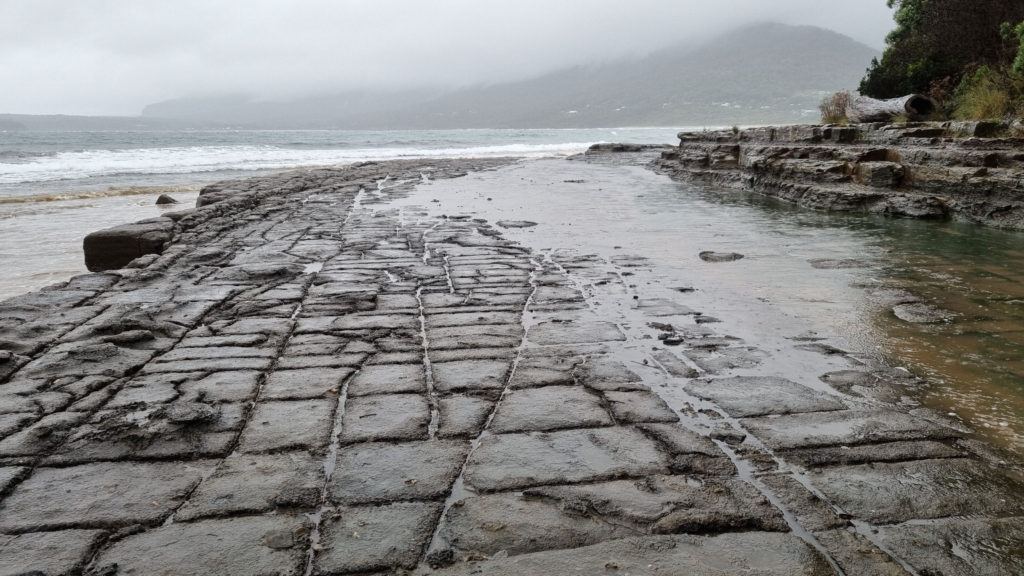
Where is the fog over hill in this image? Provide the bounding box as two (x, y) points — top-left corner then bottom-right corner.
(3, 23), (879, 130)
(139, 23), (877, 129)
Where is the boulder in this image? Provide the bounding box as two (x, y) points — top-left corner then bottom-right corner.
(155, 194), (179, 205)
(83, 217), (175, 272)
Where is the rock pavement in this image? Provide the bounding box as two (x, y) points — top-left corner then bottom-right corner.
(1, 156), (1023, 575)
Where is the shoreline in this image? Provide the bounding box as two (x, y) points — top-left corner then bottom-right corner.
(2, 153), (1023, 574)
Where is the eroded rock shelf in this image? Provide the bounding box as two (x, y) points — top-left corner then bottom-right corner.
(1, 155), (1023, 575)
(656, 121), (1024, 229)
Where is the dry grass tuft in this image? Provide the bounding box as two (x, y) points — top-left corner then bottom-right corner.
(819, 92), (851, 125)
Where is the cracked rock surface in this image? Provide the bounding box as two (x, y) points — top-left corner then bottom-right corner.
(1, 155), (1023, 575)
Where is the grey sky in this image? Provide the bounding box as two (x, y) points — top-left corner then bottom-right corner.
(0, 0), (895, 116)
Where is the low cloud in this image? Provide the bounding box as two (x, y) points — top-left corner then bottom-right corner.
(0, 0), (894, 115)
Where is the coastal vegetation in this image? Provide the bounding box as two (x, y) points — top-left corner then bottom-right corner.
(859, 0), (1024, 120)
(818, 91), (852, 124)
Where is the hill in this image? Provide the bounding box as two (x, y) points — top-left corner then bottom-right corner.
(8, 23), (879, 130)
(141, 23), (877, 129)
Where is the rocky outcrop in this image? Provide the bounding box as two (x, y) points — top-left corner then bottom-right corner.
(656, 121), (1024, 229)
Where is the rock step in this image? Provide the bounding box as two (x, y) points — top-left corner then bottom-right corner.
(659, 122), (1024, 229)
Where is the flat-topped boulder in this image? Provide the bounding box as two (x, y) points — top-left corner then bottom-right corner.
(82, 216), (175, 272)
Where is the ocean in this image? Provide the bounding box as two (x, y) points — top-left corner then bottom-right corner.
(0, 127), (682, 298)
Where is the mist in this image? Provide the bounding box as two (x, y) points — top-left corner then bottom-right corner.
(0, 0), (895, 116)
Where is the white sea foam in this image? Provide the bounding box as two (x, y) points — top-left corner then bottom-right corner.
(0, 142), (597, 186)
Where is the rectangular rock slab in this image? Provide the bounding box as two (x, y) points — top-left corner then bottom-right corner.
(143, 356), (273, 374)
(0, 460), (214, 532)
(262, 367), (354, 400)
(239, 399), (336, 453)
(810, 458), (1024, 525)
(43, 428), (236, 465)
(176, 451), (324, 521)
(339, 394), (429, 444)
(875, 517), (1024, 576)
(636, 423), (725, 457)
(523, 475), (788, 534)
(180, 370), (262, 402)
(528, 321), (625, 345)
(742, 409), (958, 451)
(330, 440), (469, 504)
(605, 390), (679, 423)
(431, 359), (511, 392)
(20, 343), (155, 379)
(426, 311), (521, 328)
(93, 515), (309, 576)
(490, 386), (612, 433)
(465, 427), (669, 492)
(315, 502), (442, 574)
(576, 358), (646, 391)
(757, 474), (849, 532)
(637, 298), (698, 317)
(277, 354), (366, 369)
(158, 345), (278, 362)
(0, 529), (105, 576)
(347, 364), (425, 397)
(328, 314), (419, 331)
(428, 324), (523, 350)
(437, 492), (638, 557)
(651, 350), (700, 379)
(437, 394), (494, 438)
(685, 376), (846, 418)
(781, 439), (962, 468)
(507, 355), (577, 388)
(814, 529), (914, 576)
(425, 532), (834, 576)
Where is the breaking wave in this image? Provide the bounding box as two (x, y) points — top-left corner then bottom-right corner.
(0, 142), (596, 187)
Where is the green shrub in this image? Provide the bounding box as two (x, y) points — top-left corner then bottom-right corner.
(953, 66), (1014, 119)
(1013, 22), (1024, 77)
(861, 0), (1024, 99)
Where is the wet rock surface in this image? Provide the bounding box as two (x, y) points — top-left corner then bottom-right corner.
(1, 156), (1022, 575)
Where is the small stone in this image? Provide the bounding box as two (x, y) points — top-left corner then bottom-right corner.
(699, 251), (744, 263)
(497, 220), (537, 228)
(892, 302), (953, 323)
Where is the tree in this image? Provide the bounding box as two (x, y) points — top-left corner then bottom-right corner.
(860, 0), (1024, 99)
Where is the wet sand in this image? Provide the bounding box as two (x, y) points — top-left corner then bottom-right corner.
(1, 154), (1023, 575)
(0, 188), (202, 299)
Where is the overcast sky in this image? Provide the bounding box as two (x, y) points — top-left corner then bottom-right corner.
(0, 0), (895, 116)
